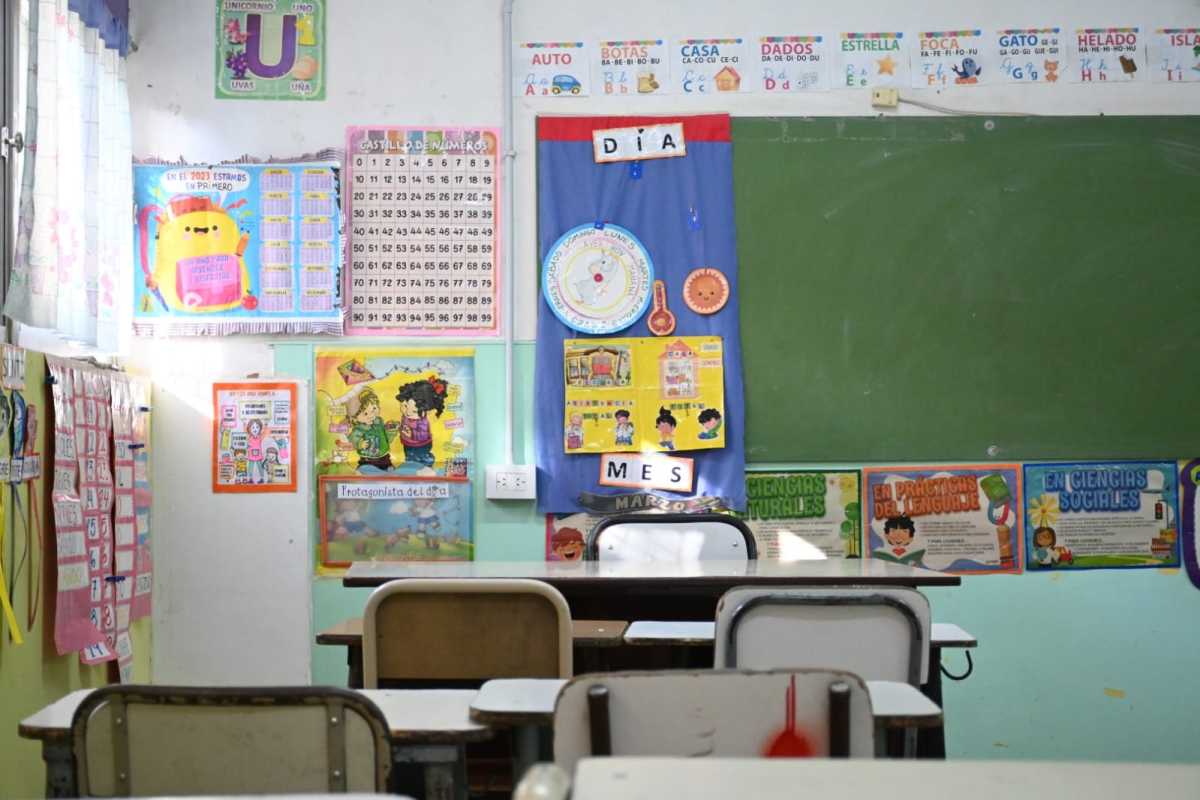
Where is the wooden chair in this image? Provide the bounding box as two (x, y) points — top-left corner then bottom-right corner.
(553, 669), (874, 772)
(362, 578), (573, 687)
(588, 513), (757, 561)
(70, 685), (391, 796)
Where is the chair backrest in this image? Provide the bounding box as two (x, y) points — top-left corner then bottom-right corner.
(362, 578), (573, 687)
(553, 669), (874, 772)
(714, 586), (931, 685)
(588, 514), (757, 561)
(70, 685), (390, 796)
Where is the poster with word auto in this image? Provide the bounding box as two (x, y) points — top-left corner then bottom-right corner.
(345, 127), (499, 335)
(674, 38), (751, 94)
(732, 470), (861, 560)
(1150, 28), (1200, 83)
(564, 336), (724, 455)
(912, 29), (987, 88)
(1024, 461), (1179, 570)
(758, 35), (829, 92)
(133, 162), (342, 335)
(594, 39), (670, 96)
(517, 41), (591, 96)
(212, 382), (297, 493)
(994, 27), (1066, 84)
(837, 32), (908, 89)
(1070, 27), (1143, 82)
(216, 0), (325, 100)
(864, 465), (1022, 574)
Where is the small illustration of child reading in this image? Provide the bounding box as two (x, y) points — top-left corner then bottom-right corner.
(347, 388), (397, 472)
(656, 407), (677, 451)
(245, 418), (267, 483)
(697, 408), (723, 440)
(873, 515), (926, 566)
(613, 409), (633, 446)
(565, 413), (584, 450)
(550, 527), (586, 561)
(396, 377), (448, 467)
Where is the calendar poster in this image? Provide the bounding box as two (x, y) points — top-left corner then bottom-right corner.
(345, 127), (500, 335)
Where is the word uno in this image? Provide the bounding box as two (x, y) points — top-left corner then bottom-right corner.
(873, 476), (980, 519)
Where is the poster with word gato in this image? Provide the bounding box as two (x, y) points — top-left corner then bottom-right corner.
(993, 27), (1066, 84)
(1024, 461), (1179, 570)
(216, 0), (325, 100)
(211, 382), (297, 493)
(864, 465), (1022, 575)
(345, 127), (499, 335)
(836, 32), (907, 89)
(1070, 27), (1143, 82)
(758, 35), (829, 92)
(674, 37), (751, 94)
(516, 41), (591, 96)
(1150, 28), (1200, 83)
(593, 39), (670, 96)
(912, 29), (987, 88)
(731, 471), (861, 560)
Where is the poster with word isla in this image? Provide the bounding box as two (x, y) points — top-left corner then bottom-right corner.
(912, 29), (987, 88)
(593, 39), (670, 96)
(216, 0), (325, 100)
(993, 27), (1066, 84)
(836, 32), (907, 89)
(1024, 462), (1179, 570)
(1070, 27), (1143, 82)
(864, 465), (1022, 574)
(211, 382), (297, 493)
(517, 42), (591, 96)
(674, 38), (751, 94)
(563, 336), (724, 455)
(1150, 28), (1200, 83)
(345, 127), (499, 335)
(133, 162), (342, 336)
(758, 36), (829, 92)
(732, 470), (861, 560)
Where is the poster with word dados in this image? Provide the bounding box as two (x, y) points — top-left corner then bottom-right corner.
(593, 39), (670, 96)
(863, 465), (1022, 575)
(836, 32), (907, 89)
(516, 41), (591, 96)
(212, 382), (297, 493)
(912, 29), (987, 88)
(731, 470), (861, 560)
(758, 35), (829, 92)
(1150, 28), (1200, 83)
(216, 0), (325, 100)
(1024, 461), (1179, 570)
(563, 336), (725, 455)
(674, 37), (752, 94)
(345, 127), (499, 335)
(993, 27), (1066, 84)
(1070, 27), (1144, 82)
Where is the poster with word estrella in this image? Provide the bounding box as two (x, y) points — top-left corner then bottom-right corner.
(758, 35), (829, 92)
(674, 37), (752, 94)
(732, 470), (861, 560)
(345, 127), (499, 335)
(133, 162), (342, 336)
(836, 32), (908, 89)
(215, 0), (325, 100)
(516, 42), (591, 96)
(1024, 462), (1179, 570)
(1150, 28), (1200, 83)
(863, 465), (1022, 575)
(563, 336), (724, 455)
(1070, 27), (1143, 82)
(912, 29), (987, 88)
(993, 27), (1066, 84)
(593, 39), (670, 96)
(211, 382), (297, 493)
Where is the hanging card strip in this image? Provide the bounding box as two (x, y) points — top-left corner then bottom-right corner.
(129, 379), (153, 622)
(110, 375), (138, 682)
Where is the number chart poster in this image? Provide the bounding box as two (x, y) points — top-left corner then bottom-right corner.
(1024, 461), (1179, 570)
(864, 465), (1022, 574)
(211, 382), (298, 493)
(732, 470), (862, 560)
(345, 127), (500, 335)
(216, 0), (325, 100)
(133, 162), (342, 336)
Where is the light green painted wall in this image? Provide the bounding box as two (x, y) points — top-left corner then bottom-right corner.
(276, 342), (1200, 764)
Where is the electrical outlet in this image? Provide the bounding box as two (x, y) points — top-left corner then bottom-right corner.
(871, 88), (900, 109)
(486, 464), (537, 500)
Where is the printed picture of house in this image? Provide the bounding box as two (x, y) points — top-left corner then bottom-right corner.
(714, 66), (741, 91)
(659, 339), (699, 398)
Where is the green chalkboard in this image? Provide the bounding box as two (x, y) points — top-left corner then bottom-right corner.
(733, 117), (1200, 462)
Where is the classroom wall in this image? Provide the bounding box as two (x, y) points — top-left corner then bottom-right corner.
(127, 0), (1200, 764)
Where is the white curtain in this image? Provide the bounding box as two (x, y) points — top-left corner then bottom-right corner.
(5, 0), (132, 353)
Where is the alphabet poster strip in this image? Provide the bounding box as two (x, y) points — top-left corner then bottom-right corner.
(516, 41), (591, 96)
(593, 39), (671, 96)
(1024, 461), (1179, 570)
(912, 29), (987, 88)
(758, 35), (830, 92)
(836, 32), (908, 89)
(212, 382), (298, 493)
(216, 0), (325, 100)
(675, 37), (752, 94)
(731, 470), (862, 560)
(1150, 28), (1200, 82)
(1070, 26), (1143, 82)
(864, 465), (1022, 574)
(992, 27), (1067, 84)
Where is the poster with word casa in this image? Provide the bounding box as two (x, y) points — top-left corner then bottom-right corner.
(133, 162), (342, 336)
(912, 29), (987, 88)
(516, 41), (591, 96)
(216, 0), (325, 100)
(758, 36), (829, 92)
(545, 512), (602, 561)
(593, 39), (670, 96)
(730, 470), (861, 560)
(993, 27), (1066, 84)
(836, 32), (907, 89)
(863, 465), (1022, 575)
(345, 127), (499, 335)
(319, 475), (471, 566)
(211, 382), (297, 493)
(315, 349), (475, 479)
(1150, 28), (1200, 83)
(1070, 27), (1144, 82)
(563, 336), (724, 455)
(1180, 460), (1200, 590)
(1024, 461), (1179, 570)
(674, 38), (751, 94)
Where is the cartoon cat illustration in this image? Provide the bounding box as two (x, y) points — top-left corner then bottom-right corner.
(1044, 59), (1060, 83)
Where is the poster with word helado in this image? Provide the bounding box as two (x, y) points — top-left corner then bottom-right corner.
(563, 336), (724, 455)
(1070, 27), (1143, 82)
(758, 36), (829, 92)
(993, 27), (1066, 84)
(732, 470), (861, 560)
(1150, 28), (1200, 83)
(211, 382), (297, 493)
(1024, 462), (1179, 570)
(864, 465), (1022, 575)
(912, 29), (987, 88)
(516, 42), (591, 96)
(674, 38), (751, 94)
(593, 39), (670, 96)
(216, 0), (325, 100)
(836, 32), (907, 89)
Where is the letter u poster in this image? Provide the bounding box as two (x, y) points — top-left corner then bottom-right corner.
(216, 0), (325, 100)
